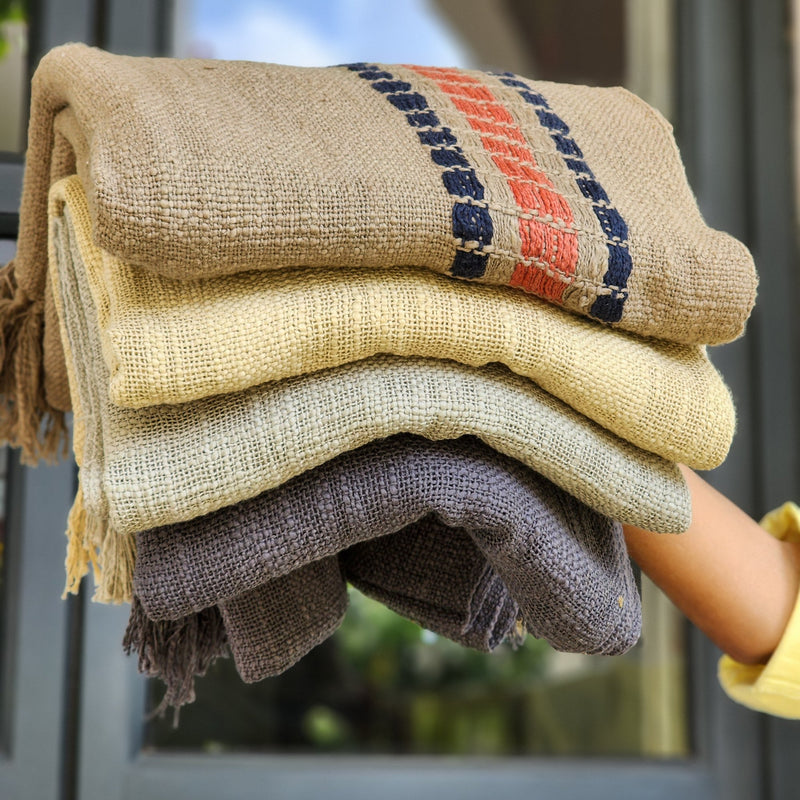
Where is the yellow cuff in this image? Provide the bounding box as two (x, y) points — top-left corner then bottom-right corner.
(718, 502), (800, 717)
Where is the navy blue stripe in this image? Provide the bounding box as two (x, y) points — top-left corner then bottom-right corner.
(496, 73), (632, 323)
(345, 63), (493, 279)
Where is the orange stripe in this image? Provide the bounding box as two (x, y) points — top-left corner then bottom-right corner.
(409, 66), (578, 301)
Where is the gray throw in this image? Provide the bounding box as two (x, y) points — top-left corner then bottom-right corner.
(128, 435), (641, 711)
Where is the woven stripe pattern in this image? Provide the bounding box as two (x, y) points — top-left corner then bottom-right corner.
(18, 44), (754, 343)
(5, 44), (768, 709)
(55, 177), (735, 470)
(1, 45), (758, 465)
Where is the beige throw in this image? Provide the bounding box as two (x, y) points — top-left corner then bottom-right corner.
(2, 44), (756, 461)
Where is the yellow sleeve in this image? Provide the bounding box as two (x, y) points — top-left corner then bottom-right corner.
(718, 502), (800, 717)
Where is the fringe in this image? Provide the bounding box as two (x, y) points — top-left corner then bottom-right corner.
(94, 520), (137, 604)
(123, 597), (229, 725)
(62, 482), (136, 604)
(62, 485), (96, 597)
(0, 259), (69, 465)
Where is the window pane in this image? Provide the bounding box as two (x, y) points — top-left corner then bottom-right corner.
(144, 578), (687, 758)
(0, 4), (28, 154)
(140, 0), (688, 760)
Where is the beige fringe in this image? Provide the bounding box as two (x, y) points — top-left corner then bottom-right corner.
(94, 520), (137, 604)
(0, 259), (69, 465)
(62, 481), (136, 603)
(63, 485), (94, 597)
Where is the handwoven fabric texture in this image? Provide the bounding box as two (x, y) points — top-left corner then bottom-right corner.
(134, 434), (642, 657)
(53, 177), (736, 469)
(126, 558), (350, 708)
(341, 519), (520, 653)
(342, 519), (521, 654)
(221, 523), (523, 683)
(219, 557), (350, 683)
(2, 44), (757, 461)
(129, 524), (523, 705)
(19, 44), (755, 341)
(50, 204), (691, 538)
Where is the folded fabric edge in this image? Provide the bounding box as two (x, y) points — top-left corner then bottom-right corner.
(56, 175), (735, 472)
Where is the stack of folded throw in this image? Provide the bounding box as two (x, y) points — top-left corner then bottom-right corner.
(0, 44), (757, 711)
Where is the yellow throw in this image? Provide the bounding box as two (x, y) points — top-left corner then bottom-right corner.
(54, 176), (736, 471)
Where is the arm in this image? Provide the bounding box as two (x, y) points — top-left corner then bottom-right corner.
(623, 465), (800, 665)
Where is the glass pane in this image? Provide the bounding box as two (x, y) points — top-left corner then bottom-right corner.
(145, 577), (687, 758)
(0, 2), (28, 154)
(141, 0), (687, 760)
(172, 0), (471, 65)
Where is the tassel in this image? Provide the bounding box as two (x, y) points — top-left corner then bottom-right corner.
(0, 260), (69, 464)
(62, 485), (97, 597)
(123, 596), (229, 725)
(63, 483), (137, 604)
(94, 522), (137, 604)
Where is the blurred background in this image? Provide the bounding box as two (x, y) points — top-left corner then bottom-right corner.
(0, 1), (798, 799)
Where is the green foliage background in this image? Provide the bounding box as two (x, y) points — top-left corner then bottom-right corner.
(0, 0), (27, 61)
(144, 588), (646, 757)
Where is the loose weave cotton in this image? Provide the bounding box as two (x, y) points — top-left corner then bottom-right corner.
(51, 205), (691, 554)
(218, 557), (350, 684)
(54, 177), (736, 469)
(129, 525), (523, 710)
(341, 519), (520, 653)
(125, 557), (349, 711)
(343, 519), (521, 654)
(220, 527), (521, 684)
(2, 44), (757, 461)
(206, 525), (521, 684)
(134, 434), (642, 659)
